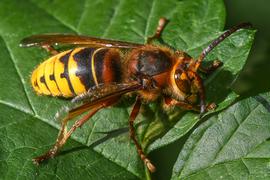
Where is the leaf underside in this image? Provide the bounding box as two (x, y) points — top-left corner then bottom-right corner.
(0, 0), (256, 179)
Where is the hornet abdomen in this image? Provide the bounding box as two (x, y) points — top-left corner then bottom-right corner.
(31, 47), (122, 97)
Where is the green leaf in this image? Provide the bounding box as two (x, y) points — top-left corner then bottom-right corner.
(147, 28), (255, 152)
(0, 103), (137, 179)
(0, 0), (255, 179)
(172, 92), (270, 179)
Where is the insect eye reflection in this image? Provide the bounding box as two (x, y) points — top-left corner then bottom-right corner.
(174, 70), (191, 94)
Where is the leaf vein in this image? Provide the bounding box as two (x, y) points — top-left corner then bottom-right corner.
(76, 0), (87, 31)
(179, 118), (212, 176)
(0, 100), (32, 116)
(240, 158), (251, 175)
(29, 0), (78, 33)
(86, 118), (100, 145)
(102, 0), (123, 37)
(0, 37), (35, 115)
(213, 104), (261, 161)
(182, 157), (259, 179)
(15, 158), (31, 180)
(144, 0), (156, 42)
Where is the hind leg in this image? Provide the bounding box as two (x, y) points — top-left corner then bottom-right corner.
(33, 98), (116, 164)
(147, 17), (168, 44)
(41, 45), (59, 55)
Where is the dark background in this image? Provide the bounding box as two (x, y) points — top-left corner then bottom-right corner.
(226, 0), (270, 96)
(151, 1), (270, 179)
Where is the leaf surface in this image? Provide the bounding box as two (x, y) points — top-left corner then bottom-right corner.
(172, 93), (270, 179)
(0, 0), (254, 179)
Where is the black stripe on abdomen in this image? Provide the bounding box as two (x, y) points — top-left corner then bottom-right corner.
(40, 75), (50, 94)
(73, 48), (96, 90)
(93, 48), (109, 84)
(59, 51), (75, 95)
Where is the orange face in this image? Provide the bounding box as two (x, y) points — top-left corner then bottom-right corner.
(165, 52), (200, 104)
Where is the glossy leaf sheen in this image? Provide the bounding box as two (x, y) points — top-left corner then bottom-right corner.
(0, 0), (254, 179)
(172, 92), (270, 179)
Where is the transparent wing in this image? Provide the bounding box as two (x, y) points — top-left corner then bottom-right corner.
(20, 34), (144, 49)
(55, 82), (142, 121)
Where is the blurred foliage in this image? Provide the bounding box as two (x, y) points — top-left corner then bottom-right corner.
(226, 0), (270, 96)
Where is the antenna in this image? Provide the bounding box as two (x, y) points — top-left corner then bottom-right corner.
(195, 22), (252, 70)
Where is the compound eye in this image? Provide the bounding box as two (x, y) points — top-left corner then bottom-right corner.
(174, 69), (181, 80)
(174, 70), (190, 94)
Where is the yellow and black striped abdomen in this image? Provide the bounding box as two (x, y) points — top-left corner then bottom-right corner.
(31, 47), (122, 97)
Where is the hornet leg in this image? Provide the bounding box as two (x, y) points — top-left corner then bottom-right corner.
(163, 97), (216, 112)
(199, 60), (223, 74)
(33, 98), (116, 164)
(147, 17), (168, 44)
(187, 70), (206, 114)
(129, 96), (156, 172)
(41, 45), (59, 55)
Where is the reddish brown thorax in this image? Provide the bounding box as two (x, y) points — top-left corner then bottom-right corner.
(127, 45), (173, 86)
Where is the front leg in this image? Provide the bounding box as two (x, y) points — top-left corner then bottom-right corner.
(129, 96), (156, 172)
(163, 97), (216, 112)
(199, 60), (223, 75)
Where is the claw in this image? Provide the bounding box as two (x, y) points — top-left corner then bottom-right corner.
(145, 158), (156, 173)
(200, 99), (206, 116)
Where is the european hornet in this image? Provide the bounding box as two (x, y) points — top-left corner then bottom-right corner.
(20, 18), (251, 172)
